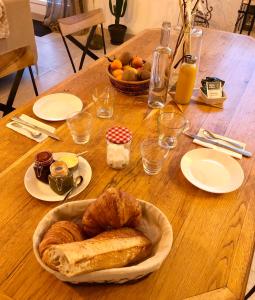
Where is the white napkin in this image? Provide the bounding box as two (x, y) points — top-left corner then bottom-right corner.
(193, 128), (246, 159)
(6, 114), (56, 142)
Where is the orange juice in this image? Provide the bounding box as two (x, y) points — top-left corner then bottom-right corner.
(175, 56), (197, 104)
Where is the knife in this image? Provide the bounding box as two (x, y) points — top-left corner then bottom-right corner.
(184, 132), (252, 158)
(11, 117), (61, 141)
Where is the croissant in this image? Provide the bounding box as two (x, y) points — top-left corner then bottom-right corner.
(82, 187), (142, 237)
(39, 220), (83, 258)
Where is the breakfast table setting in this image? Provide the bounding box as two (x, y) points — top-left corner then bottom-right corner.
(0, 25), (255, 300)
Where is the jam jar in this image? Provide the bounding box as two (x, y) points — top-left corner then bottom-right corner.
(48, 161), (73, 195)
(34, 151), (54, 183)
(106, 126), (132, 169)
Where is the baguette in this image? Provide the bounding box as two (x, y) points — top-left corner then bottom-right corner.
(42, 228), (152, 277)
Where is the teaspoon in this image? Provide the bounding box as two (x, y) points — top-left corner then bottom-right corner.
(63, 175), (83, 203)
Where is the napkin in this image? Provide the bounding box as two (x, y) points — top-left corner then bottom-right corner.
(193, 128), (246, 159)
(6, 114), (56, 142)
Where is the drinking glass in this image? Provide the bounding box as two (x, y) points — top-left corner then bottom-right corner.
(66, 110), (92, 144)
(92, 86), (115, 118)
(158, 112), (189, 149)
(140, 138), (169, 175)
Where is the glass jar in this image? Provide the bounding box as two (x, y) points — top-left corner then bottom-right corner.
(33, 151), (54, 184)
(106, 126), (132, 169)
(48, 161), (73, 195)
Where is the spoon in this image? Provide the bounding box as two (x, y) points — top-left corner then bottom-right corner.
(62, 176), (83, 203)
(76, 151), (89, 157)
(203, 129), (242, 149)
(11, 122), (42, 139)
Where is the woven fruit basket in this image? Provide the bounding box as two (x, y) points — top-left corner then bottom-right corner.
(33, 199), (173, 284)
(107, 66), (150, 96)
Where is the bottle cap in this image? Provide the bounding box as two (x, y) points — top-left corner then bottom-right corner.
(35, 151), (53, 166)
(106, 126), (132, 144)
(50, 161), (69, 177)
(184, 55), (197, 64)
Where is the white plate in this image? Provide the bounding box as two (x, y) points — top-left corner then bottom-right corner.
(24, 152), (92, 202)
(181, 148), (244, 193)
(33, 93), (83, 121)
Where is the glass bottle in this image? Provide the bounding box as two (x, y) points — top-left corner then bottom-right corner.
(148, 22), (172, 109)
(175, 55), (197, 105)
(169, 27), (202, 90)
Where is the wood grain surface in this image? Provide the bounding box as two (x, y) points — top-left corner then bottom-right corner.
(0, 29), (255, 300)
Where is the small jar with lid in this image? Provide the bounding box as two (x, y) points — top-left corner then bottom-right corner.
(48, 161), (73, 195)
(34, 151), (54, 184)
(106, 126), (132, 169)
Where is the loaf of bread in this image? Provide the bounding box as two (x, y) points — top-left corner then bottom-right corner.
(42, 228), (152, 277)
(82, 187), (142, 237)
(39, 221), (83, 258)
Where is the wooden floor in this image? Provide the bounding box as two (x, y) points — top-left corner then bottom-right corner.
(0, 30), (255, 299)
(0, 30), (118, 117)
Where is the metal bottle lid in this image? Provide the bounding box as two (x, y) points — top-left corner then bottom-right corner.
(184, 55), (197, 64)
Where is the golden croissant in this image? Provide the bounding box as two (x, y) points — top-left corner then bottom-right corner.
(82, 187), (142, 237)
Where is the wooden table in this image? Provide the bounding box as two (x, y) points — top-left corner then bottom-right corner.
(0, 28), (255, 300)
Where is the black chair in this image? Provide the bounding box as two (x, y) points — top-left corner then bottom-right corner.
(234, 0), (255, 35)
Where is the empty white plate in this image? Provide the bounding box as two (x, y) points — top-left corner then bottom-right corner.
(181, 148), (244, 193)
(24, 152), (92, 201)
(33, 93), (83, 121)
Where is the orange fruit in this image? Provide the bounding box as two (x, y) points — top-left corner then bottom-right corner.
(111, 59), (122, 70)
(131, 56), (143, 68)
(112, 69), (123, 78)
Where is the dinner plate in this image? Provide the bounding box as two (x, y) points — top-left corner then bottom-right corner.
(24, 152), (92, 201)
(33, 93), (83, 121)
(180, 148), (244, 193)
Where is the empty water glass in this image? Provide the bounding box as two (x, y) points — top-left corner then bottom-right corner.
(158, 112), (189, 149)
(92, 86), (115, 118)
(66, 110), (92, 144)
(140, 138), (169, 175)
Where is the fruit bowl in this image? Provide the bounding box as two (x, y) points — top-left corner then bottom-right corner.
(107, 66), (150, 96)
(106, 53), (151, 96)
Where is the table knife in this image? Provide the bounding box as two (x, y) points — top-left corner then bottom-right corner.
(11, 117), (61, 141)
(184, 132), (252, 158)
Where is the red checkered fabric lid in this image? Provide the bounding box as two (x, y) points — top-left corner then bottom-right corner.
(106, 126), (132, 144)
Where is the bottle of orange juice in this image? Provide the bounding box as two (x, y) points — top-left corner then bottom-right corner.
(175, 55), (197, 104)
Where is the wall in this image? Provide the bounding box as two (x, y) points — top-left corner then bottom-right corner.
(89, 0), (241, 34)
(30, 0), (241, 34)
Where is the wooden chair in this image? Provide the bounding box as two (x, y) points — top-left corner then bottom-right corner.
(0, 0), (38, 116)
(58, 8), (106, 73)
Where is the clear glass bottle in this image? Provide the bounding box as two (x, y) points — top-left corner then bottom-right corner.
(148, 22), (172, 109)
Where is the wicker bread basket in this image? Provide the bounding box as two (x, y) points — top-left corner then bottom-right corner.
(33, 199), (173, 284)
(107, 66), (150, 96)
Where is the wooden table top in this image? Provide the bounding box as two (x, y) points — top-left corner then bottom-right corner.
(0, 28), (255, 300)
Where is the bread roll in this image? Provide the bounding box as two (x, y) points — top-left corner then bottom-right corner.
(43, 228), (152, 277)
(82, 187), (142, 237)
